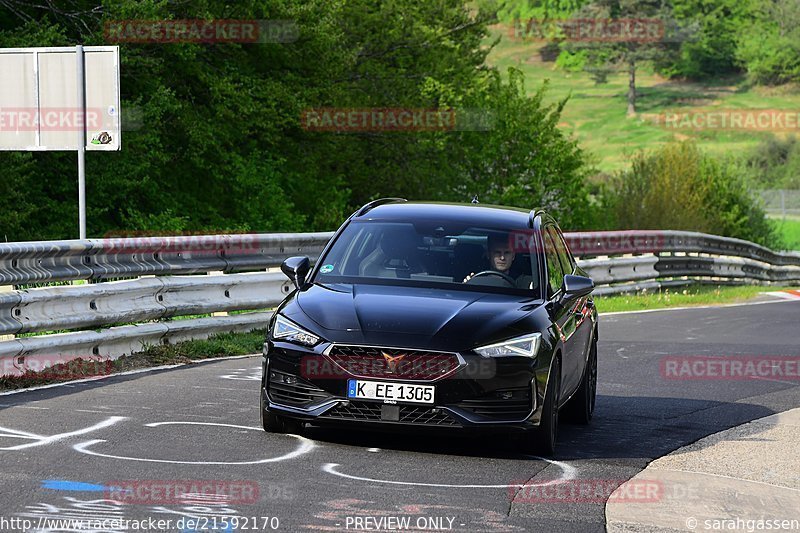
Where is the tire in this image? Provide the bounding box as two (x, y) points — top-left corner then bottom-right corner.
(260, 386), (287, 433)
(564, 339), (597, 425)
(523, 356), (560, 456)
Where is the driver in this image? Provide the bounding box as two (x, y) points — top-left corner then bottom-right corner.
(463, 234), (532, 289)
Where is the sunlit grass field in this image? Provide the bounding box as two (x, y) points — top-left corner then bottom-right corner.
(484, 25), (800, 174)
(770, 216), (800, 251)
(595, 284), (796, 313)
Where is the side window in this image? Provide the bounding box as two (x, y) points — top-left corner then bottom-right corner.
(549, 227), (574, 276)
(544, 230), (564, 298)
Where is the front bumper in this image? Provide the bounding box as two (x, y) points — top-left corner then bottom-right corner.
(262, 340), (546, 431)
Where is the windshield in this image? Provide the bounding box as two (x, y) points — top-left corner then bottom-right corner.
(314, 220), (541, 298)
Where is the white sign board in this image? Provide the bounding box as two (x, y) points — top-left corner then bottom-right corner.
(0, 46), (121, 151)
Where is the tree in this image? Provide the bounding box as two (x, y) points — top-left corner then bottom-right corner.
(479, 0), (589, 22)
(562, 0), (682, 115)
(658, 0), (754, 79)
(736, 0), (800, 85)
(442, 71), (592, 230)
(0, 0), (595, 239)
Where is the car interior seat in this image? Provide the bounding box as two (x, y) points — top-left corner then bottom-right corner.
(359, 227), (423, 278)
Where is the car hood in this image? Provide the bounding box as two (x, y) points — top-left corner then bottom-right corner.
(285, 282), (540, 350)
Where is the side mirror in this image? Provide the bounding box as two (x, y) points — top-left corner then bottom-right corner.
(562, 274), (594, 301)
(281, 256), (310, 289)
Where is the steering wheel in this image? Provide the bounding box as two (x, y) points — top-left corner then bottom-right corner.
(465, 270), (516, 287)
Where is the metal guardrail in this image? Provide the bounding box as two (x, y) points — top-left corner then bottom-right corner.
(565, 230), (800, 295)
(0, 313), (272, 373)
(0, 272), (291, 335)
(1, 229), (799, 376)
(0, 233), (332, 285)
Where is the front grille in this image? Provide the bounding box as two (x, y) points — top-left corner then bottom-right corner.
(268, 370), (333, 407)
(326, 345), (462, 381)
(321, 401), (460, 426)
(452, 388), (532, 420)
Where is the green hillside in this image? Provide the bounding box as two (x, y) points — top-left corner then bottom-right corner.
(485, 25), (800, 175)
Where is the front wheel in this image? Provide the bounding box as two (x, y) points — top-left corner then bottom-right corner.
(564, 339), (597, 424)
(522, 356), (560, 456)
(260, 387), (287, 433)
(260, 386), (303, 434)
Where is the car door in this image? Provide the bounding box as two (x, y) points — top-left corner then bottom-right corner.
(543, 226), (578, 399)
(552, 225), (593, 391)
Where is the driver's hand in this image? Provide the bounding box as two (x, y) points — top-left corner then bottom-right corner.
(463, 272), (474, 283)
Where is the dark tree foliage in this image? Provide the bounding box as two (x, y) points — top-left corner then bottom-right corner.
(0, 0), (592, 240)
(658, 0), (754, 79)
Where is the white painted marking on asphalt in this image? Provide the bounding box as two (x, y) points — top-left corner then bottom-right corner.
(144, 421), (256, 429)
(0, 416), (126, 451)
(73, 422), (316, 464)
(192, 385), (251, 392)
(219, 367), (261, 381)
(748, 375), (800, 386)
(367, 448), (380, 452)
(764, 291), (800, 301)
(0, 403), (50, 409)
(0, 427), (44, 439)
(322, 457), (577, 488)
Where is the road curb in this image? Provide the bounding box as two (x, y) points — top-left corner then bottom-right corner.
(606, 408), (800, 532)
(0, 353), (260, 396)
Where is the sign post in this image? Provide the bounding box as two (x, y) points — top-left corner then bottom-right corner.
(76, 44), (87, 239)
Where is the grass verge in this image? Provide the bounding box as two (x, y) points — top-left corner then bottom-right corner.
(770, 216), (800, 251)
(0, 329), (265, 392)
(595, 285), (795, 313)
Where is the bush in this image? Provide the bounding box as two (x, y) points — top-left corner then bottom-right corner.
(657, 0), (752, 80)
(737, 31), (800, 85)
(743, 136), (800, 190)
(735, 1), (800, 85)
(608, 142), (781, 248)
(554, 50), (587, 72)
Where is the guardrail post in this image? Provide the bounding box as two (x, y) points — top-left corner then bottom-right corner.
(0, 284), (14, 341)
(209, 271), (229, 317)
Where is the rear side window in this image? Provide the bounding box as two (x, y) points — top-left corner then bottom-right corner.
(548, 226), (575, 276)
(544, 230), (564, 298)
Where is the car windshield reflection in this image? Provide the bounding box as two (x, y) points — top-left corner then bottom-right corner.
(314, 221), (541, 297)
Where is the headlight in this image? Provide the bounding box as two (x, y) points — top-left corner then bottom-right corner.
(475, 333), (541, 358)
(271, 314), (320, 346)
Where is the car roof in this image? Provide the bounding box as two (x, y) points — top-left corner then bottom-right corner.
(355, 201), (541, 229)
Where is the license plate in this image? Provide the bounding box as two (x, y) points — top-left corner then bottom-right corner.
(347, 379), (434, 404)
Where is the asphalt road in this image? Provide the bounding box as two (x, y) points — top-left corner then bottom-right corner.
(1, 299), (799, 533)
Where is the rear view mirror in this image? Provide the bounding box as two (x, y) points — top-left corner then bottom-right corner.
(281, 256), (310, 289)
(562, 274), (594, 300)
